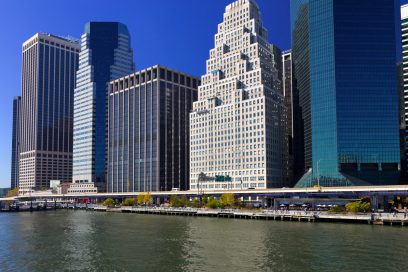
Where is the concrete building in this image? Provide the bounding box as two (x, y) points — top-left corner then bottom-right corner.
(108, 65), (198, 192)
(70, 22), (134, 193)
(11, 96), (21, 189)
(292, 0), (401, 187)
(189, 0), (288, 191)
(19, 34), (79, 193)
(401, 5), (408, 183)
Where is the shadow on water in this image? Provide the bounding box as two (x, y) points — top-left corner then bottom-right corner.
(1, 211), (408, 271)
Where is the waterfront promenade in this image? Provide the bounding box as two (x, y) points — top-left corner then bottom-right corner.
(61, 204), (408, 226)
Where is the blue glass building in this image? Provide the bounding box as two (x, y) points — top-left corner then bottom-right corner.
(72, 22), (134, 190)
(291, 0), (401, 187)
(10, 96), (21, 189)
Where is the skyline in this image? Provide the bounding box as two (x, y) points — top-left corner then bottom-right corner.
(0, 0), (406, 188)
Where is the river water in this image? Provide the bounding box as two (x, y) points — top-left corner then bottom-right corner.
(0, 210), (407, 272)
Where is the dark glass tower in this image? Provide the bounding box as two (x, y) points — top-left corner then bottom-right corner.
(19, 34), (79, 193)
(107, 65), (198, 192)
(10, 96), (21, 189)
(292, 0), (401, 187)
(72, 22), (134, 191)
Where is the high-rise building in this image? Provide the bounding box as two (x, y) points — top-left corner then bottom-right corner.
(70, 22), (134, 193)
(292, 0), (401, 187)
(401, 5), (408, 183)
(282, 50), (294, 184)
(10, 96), (21, 189)
(107, 65), (198, 192)
(189, 0), (287, 191)
(19, 33), (80, 193)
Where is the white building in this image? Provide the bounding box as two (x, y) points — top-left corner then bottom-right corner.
(189, 0), (288, 191)
(402, 5), (408, 173)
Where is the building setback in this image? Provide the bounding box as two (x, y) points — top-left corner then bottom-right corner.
(10, 96), (21, 189)
(189, 0), (288, 191)
(107, 65), (198, 192)
(70, 22), (134, 193)
(292, 0), (401, 187)
(19, 33), (79, 193)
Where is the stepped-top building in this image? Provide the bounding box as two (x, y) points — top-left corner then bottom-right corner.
(189, 0), (288, 191)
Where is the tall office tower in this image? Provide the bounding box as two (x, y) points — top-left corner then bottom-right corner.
(401, 5), (408, 183)
(70, 22), (134, 193)
(19, 34), (80, 193)
(10, 96), (21, 189)
(269, 44), (283, 93)
(108, 65), (198, 192)
(282, 51), (294, 184)
(189, 0), (287, 191)
(292, 0), (401, 187)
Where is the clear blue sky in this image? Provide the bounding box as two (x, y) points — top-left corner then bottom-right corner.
(0, 0), (406, 188)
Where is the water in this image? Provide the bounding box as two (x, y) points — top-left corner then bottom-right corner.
(0, 210), (407, 272)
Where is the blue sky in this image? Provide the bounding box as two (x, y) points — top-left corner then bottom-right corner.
(0, 0), (406, 188)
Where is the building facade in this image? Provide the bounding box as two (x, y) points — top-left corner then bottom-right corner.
(70, 22), (134, 193)
(189, 0), (287, 191)
(107, 65), (198, 192)
(282, 51), (294, 184)
(10, 96), (21, 189)
(401, 5), (408, 183)
(19, 34), (79, 193)
(292, 0), (401, 187)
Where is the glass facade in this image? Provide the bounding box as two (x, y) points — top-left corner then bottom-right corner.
(107, 66), (198, 192)
(73, 22), (134, 186)
(10, 96), (21, 189)
(292, 0), (401, 187)
(19, 34), (79, 192)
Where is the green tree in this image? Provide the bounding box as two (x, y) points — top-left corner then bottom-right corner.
(169, 196), (182, 207)
(346, 201), (371, 213)
(137, 194), (145, 206)
(103, 198), (115, 207)
(220, 193), (236, 208)
(122, 198), (136, 206)
(6, 188), (19, 197)
(181, 196), (190, 207)
(328, 205), (346, 213)
(143, 193), (152, 206)
(206, 196), (220, 209)
(191, 198), (200, 208)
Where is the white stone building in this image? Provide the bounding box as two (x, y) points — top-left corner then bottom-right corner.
(189, 0), (288, 191)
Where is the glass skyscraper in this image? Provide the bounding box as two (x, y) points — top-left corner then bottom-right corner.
(10, 96), (21, 189)
(108, 65), (198, 192)
(19, 34), (80, 193)
(292, 0), (401, 187)
(71, 22), (134, 193)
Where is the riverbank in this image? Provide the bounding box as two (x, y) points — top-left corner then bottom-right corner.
(72, 205), (408, 227)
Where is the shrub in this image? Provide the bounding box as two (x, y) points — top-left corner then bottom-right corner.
(169, 196), (182, 207)
(328, 205), (346, 213)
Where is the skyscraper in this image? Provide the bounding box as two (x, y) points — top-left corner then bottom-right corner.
(282, 51), (294, 184)
(108, 65), (198, 192)
(10, 96), (21, 189)
(19, 34), (79, 193)
(189, 0), (287, 191)
(70, 22), (134, 193)
(401, 4), (408, 183)
(292, 0), (401, 187)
